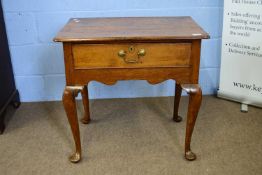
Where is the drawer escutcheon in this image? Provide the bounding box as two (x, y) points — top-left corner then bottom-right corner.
(117, 47), (146, 64)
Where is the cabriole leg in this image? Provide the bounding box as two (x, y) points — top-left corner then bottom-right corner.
(181, 84), (202, 161)
(63, 86), (82, 163)
(173, 83), (182, 122)
(80, 85), (91, 124)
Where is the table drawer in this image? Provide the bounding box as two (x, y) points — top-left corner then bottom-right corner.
(72, 43), (191, 69)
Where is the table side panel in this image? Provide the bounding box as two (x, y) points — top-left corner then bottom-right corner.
(63, 43), (75, 85)
(190, 40), (201, 84)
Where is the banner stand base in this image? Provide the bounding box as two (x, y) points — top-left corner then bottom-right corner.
(241, 104), (248, 113)
(217, 90), (262, 109)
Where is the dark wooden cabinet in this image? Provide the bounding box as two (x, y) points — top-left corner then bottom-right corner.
(0, 2), (20, 134)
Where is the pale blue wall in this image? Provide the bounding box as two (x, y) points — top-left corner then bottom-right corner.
(2, 0), (223, 102)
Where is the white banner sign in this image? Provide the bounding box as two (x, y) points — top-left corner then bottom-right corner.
(218, 0), (262, 107)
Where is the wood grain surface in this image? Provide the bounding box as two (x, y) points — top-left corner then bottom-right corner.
(54, 17), (210, 42)
(72, 43), (191, 69)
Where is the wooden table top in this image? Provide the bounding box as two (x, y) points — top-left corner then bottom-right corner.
(54, 17), (209, 42)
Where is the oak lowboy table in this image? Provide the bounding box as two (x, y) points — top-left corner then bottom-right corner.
(54, 17), (209, 163)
